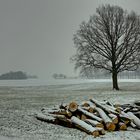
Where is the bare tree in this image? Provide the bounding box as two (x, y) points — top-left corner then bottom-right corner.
(71, 5), (140, 90)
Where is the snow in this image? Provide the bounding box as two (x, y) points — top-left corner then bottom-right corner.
(95, 107), (112, 123)
(78, 107), (103, 122)
(71, 116), (97, 133)
(0, 78), (139, 87)
(127, 112), (140, 128)
(0, 79), (140, 140)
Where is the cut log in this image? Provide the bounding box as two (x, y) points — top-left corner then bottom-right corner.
(41, 107), (58, 112)
(114, 103), (121, 108)
(86, 101), (96, 106)
(68, 102), (78, 112)
(88, 107), (94, 113)
(133, 111), (140, 119)
(106, 122), (116, 131)
(36, 113), (73, 127)
(76, 114), (81, 119)
(95, 107), (116, 131)
(115, 107), (122, 113)
(123, 107), (132, 113)
(93, 112), (100, 117)
(81, 106), (90, 111)
(87, 101), (96, 111)
(82, 101), (97, 113)
(81, 102), (90, 107)
(118, 122), (127, 130)
(120, 118), (130, 125)
(108, 114), (118, 124)
(81, 114), (87, 121)
(119, 111), (131, 124)
(59, 103), (68, 110)
(103, 100), (113, 106)
(43, 108), (70, 115)
(78, 107), (103, 122)
(127, 112), (140, 128)
(36, 113), (57, 123)
(131, 108), (139, 112)
(100, 101), (122, 113)
(90, 98), (119, 115)
(41, 108), (72, 118)
(130, 121), (137, 128)
(47, 113), (66, 120)
(81, 106), (95, 113)
(71, 116), (99, 137)
(105, 104), (121, 113)
(66, 110), (73, 118)
(120, 103), (131, 108)
(85, 119), (104, 128)
(96, 127), (105, 135)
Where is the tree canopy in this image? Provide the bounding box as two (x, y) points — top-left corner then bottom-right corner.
(72, 5), (140, 90)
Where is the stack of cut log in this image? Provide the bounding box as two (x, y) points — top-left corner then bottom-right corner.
(35, 99), (140, 137)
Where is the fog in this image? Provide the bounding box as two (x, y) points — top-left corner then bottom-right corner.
(0, 0), (140, 79)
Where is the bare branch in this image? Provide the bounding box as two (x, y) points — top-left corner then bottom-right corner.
(71, 4), (140, 89)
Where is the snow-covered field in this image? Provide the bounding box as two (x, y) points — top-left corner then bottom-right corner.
(0, 79), (140, 140)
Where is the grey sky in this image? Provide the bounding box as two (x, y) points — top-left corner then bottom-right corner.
(0, 0), (140, 79)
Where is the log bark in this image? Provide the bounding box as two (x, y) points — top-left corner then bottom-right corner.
(127, 112), (140, 128)
(41, 108), (72, 118)
(90, 98), (119, 115)
(130, 121), (137, 128)
(95, 107), (116, 131)
(120, 111), (131, 124)
(36, 113), (57, 123)
(108, 114), (118, 124)
(36, 113), (73, 127)
(133, 111), (140, 119)
(71, 116), (99, 137)
(131, 108), (139, 112)
(102, 100), (113, 106)
(96, 127), (105, 135)
(81, 101), (97, 113)
(78, 107), (103, 122)
(81, 102), (90, 107)
(85, 119), (104, 128)
(81, 106), (90, 111)
(123, 107), (132, 112)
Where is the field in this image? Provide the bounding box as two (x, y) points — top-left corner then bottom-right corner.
(0, 79), (140, 140)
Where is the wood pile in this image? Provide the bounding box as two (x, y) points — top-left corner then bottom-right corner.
(35, 99), (140, 137)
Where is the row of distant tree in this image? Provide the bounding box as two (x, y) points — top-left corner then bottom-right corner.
(80, 68), (140, 79)
(52, 73), (67, 79)
(0, 71), (37, 80)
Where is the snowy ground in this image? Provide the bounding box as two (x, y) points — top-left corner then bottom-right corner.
(0, 79), (140, 140)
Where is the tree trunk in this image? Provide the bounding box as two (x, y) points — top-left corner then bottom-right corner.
(112, 71), (119, 90)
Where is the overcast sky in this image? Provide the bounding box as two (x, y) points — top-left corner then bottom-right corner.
(0, 0), (140, 79)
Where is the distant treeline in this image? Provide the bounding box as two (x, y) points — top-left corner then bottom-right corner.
(52, 73), (67, 79)
(0, 71), (37, 80)
(80, 68), (140, 79)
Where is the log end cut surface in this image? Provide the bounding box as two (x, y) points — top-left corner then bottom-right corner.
(92, 131), (100, 137)
(106, 122), (116, 131)
(69, 102), (78, 112)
